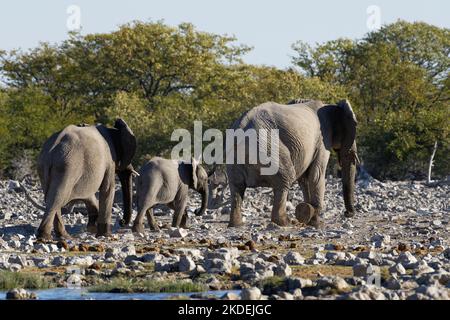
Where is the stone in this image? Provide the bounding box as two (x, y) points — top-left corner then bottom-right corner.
(370, 233), (391, 248)
(283, 251), (305, 265)
(154, 258), (179, 272)
(168, 227), (188, 238)
(353, 263), (379, 278)
(277, 291), (294, 300)
(51, 256), (66, 267)
(397, 251), (418, 268)
(273, 262), (292, 277)
(6, 288), (37, 300)
(221, 292), (240, 300)
(178, 255), (196, 272)
(388, 263), (406, 275)
(121, 245), (136, 256)
(7, 180), (21, 192)
(316, 276), (349, 292)
(241, 287), (261, 300)
(413, 261), (435, 275)
(287, 277), (313, 290)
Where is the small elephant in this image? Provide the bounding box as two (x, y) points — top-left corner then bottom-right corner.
(132, 157), (209, 233)
(226, 99), (359, 228)
(36, 119), (137, 240)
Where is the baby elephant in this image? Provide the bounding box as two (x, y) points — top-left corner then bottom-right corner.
(132, 157), (209, 233)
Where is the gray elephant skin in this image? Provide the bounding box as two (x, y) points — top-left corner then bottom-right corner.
(36, 119), (137, 240)
(226, 99), (359, 228)
(133, 157), (209, 233)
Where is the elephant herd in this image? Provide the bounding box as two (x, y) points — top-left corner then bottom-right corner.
(34, 99), (359, 241)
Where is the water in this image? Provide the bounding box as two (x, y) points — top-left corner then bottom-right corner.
(0, 288), (241, 300)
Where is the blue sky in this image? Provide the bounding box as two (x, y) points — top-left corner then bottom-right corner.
(0, 0), (448, 68)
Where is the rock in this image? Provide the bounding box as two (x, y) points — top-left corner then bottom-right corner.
(179, 255), (196, 272)
(204, 258), (233, 274)
(221, 292), (240, 300)
(121, 245), (136, 256)
(414, 284), (449, 300)
(397, 251), (418, 268)
(413, 261), (435, 275)
(347, 285), (386, 300)
(273, 262), (292, 277)
(316, 276), (349, 292)
(51, 256), (66, 267)
(6, 288), (37, 300)
(141, 253), (162, 263)
(7, 180), (21, 192)
(370, 233), (391, 248)
(168, 227), (188, 238)
(388, 263), (406, 275)
(277, 291), (294, 300)
(287, 277), (313, 290)
(154, 257), (179, 272)
(241, 287), (261, 300)
(283, 251), (305, 265)
(353, 263), (379, 278)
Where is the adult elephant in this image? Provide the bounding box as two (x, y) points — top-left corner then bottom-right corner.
(226, 99), (359, 229)
(36, 119), (137, 240)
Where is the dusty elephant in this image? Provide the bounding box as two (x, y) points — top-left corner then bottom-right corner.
(226, 99), (359, 228)
(36, 119), (137, 240)
(132, 157), (209, 233)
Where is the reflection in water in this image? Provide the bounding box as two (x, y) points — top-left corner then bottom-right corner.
(0, 288), (241, 300)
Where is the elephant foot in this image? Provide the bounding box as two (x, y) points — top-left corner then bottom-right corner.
(36, 228), (52, 242)
(55, 231), (72, 240)
(87, 223), (97, 234)
(344, 209), (355, 218)
(96, 223), (112, 238)
(295, 203), (315, 225)
(271, 215), (289, 227)
(228, 219), (244, 228)
(132, 223), (145, 234)
(307, 215), (323, 230)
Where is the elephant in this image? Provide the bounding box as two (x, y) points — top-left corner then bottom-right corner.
(226, 99), (359, 228)
(36, 119), (137, 240)
(132, 157), (209, 233)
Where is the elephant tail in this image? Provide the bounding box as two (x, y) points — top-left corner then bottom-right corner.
(19, 182), (46, 211)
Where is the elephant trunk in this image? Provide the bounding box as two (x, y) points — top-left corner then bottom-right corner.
(195, 184), (209, 216)
(118, 168), (133, 226)
(340, 146), (357, 217)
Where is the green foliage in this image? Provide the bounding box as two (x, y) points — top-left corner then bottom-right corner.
(89, 277), (207, 293)
(0, 20), (447, 180)
(0, 271), (53, 290)
(292, 20), (449, 179)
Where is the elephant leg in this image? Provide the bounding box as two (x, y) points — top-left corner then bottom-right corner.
(53, 210), (71, 239)
(296, 175), (315, 225)
(132, 206), (147, 234)
(96, 168), (115, 237)
(37, 180), (68, 240)
(271, 188), (290, 226)
(228, 184), (246, 227)
(145, 208), (160, 231)
(83, 196), (99, 234)
(305, 162), (327, 229)
(179, 209), (189, 229)
(172, 199), (187, 228)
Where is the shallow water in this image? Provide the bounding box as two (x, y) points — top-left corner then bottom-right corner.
(0, 288), (241, 300)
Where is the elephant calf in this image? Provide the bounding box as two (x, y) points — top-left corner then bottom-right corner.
(132, 157), (209, 233)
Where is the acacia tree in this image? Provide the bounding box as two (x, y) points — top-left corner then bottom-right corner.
(292, 21), (449, 179)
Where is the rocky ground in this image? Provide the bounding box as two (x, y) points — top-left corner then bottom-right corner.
(0, 175), (449, 300)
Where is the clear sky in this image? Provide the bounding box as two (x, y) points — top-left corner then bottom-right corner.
(0, 0), (448, 68)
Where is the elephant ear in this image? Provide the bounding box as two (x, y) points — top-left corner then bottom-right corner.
(336, 100), (359, 164)
(114, 118), (136, 170)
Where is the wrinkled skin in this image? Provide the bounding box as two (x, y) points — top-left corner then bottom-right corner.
(36, 119), (137, 240)
(132, 157), (209, 233)
(226, 99), (359, 229)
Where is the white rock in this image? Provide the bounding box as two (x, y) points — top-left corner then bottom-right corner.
(178, 255), (196, 272)
(241, 287), (261, 300)
(168, 227), (188, 238)
(283, 251), (305, 265)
